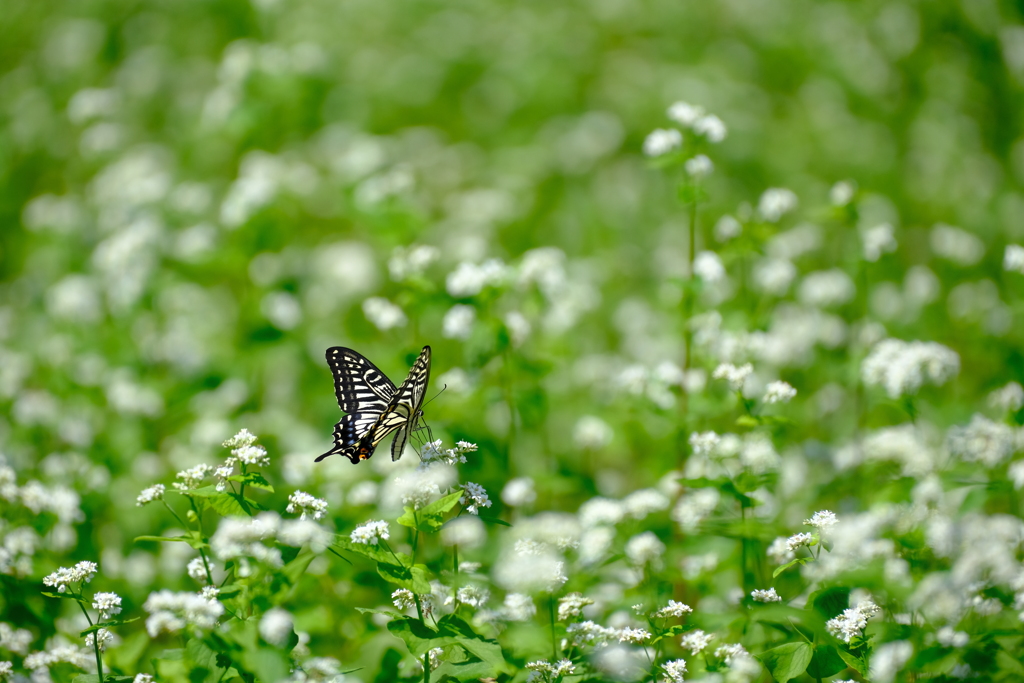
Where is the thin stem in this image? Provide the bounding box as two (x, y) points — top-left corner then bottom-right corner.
(380, 539), (407, 568)
(238, 464), (251, 515)
(549, 595), (558, 661)
(74, 591), (104, 683)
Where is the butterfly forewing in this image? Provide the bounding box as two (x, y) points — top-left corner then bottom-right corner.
(318, 345), (432, 464)
(325, 347), (396, 414)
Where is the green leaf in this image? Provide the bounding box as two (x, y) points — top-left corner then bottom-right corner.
(756, 642), (812, 683)
(837, 648), (867, 675)
(355, 607), (404, 619)
(650, 624), (694, 644)
(772, 557), (811, 578)
(433, 660), (496, 681)
(228, 472), (275, 492)
(476, 515), (511, 527)
(397, 490), (465, 532)
(735, 415), (759, 428)
(80, 617), (140, 636)
(387, 615), (511, 675)
(281, 549), (316, 585)
(41, 591), (88, 603)
(334, 536), (412, 566)
(805, 644), (846, 679)
(185, 637), (230, 683)
(134, 533), (208, 550)
(240, 648), (290, 683)
(810, 586), (850, 620)
(208, 492), (253, 517)
(377, 563), (432, 593)
(373, 649), (403, 683)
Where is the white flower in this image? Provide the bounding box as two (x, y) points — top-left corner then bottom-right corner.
(869, 641), (913, 683)
(623, 488), (669, 519)
(712, 362), (753, 391)
(654, 600), (693, 618)
(751, 588), (782, 603)
(786, 533), (813, 550)
(667, 101), (705, 126)
(804, 510), (838, 529)
(574, 415), (613, 450)
(830, 180), (856, 205)
(362, 297), (407, 330)
(259, 607), (293, 647)
(501, 477), (536, 506)
(758, 188), (798, 222)
(685, 154), (713, 178)
(350, 520), (390, 545)
(714, 643), (749, 663)
(947, 414), (1015, 467)
(693, 251), (726, 283)
(557, 593), (594, 620)
(0, 661), (13, 679)
(861, 338), (960, 399)
(798, 269), (855, 307)
(643, 128), (682, 157)
(84, 628), (115, 652)
(461, 482), (492, 515)
(689, 431), (720, 457)
(92, 592), (122, 619)
(931, 224), (984, 266)
(503, 593), (536, 621)
(625, 531), (665, 566)
(143, 589), (224, 636)
(672, 488), (720, 529)
(174, 464), (214, 492)
(752, 257), (796, 295)
(446, 259), (509, 297)
(661, 658), (688, 683)
(1005, 244), (1024, 274)
(136, 484), (165, 506)
(442, 304), (476, 340)
(989, 382), (1024, 412)
(826, 600), (880, 643)
(286, 490), (329, 521)
(455, 585), (490, 608)
(618, 627), (651, 644)
(389, 244), (439, 281)
(392, 589), (417, 611)
(210, 513), (283, 566)
(681, 629), (715, 654)
(693, 114), (727, 142)
(763, 381), (796, 404)
(133, 675), (154, 683)
(222, 428), (257, 449)
(862, 222), (897, 261)
(715, 214), (742, 241)
(440, 516), (486, 548)
(187, 557), (210, 582)
(43, 561), (99, 593)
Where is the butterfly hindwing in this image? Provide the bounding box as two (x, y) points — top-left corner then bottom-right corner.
(318, 345), (432, 464)
(325, 347), (396, 414)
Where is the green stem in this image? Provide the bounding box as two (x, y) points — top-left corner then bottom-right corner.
(549, 595), (558, 661)
(680, 183), (698, 466)
(238, 464), (251, 515)
(75, 590), (104, 683)
(380, 539), (407, 568)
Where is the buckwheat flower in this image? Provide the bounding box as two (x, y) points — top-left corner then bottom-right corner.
(0, 624), (32, 655)
(286, 490), (328, 521)
(689, 431), (720, 457)
(443, 304), (476, 340)
(623, 488), (669, 519)
(210, 513), (283, 566)
(931, 224), (984, 266)
(143, 590), (225, 636)
(786, 533), (813, 551)
(693, 251), (726, 283)
(830, 180), (856, 205)
(389, 244), (439, 281)
(259, 607), (293, 647)
(461, 482), (492, 515)
(232, 443), (269, 467)
(714, 643), (749, 663)
(174, 464), (214, 492)
(223, 429), (257, 449)
(440, 515), (486, 548)
(672, 488), (720, 529)
(804, 510), (838, 530)
(92, 592), (122, 619)
(798, 269), (855, 307)
(566, 621), (620, 647)
(574, 415), (613, 450)
(501, 476), (536, 506)
(685, 154), (713, 178)
(1005, 244), (1024, 274)
(763, 381), (796, 404)
(625, 531), (665, 566)
(661, 658), (688, 683)
(350, 520), (390, 545)
(446, 259), (510, 297)
(578, 496), (625, 527)
(655, 600), (693, 618)
(936, 626), (969, 648)
(694, 114), (727, 142)
(861, 338), (960, 398)
(715, 214), (742, 242)
(947, 414), (1015, 467)
(558, 593), (594, 620)
(200, 586), (220, 600)
(43, 560), (98, 593)
(455, 585), (490, 608)
(869, 640), (912, 683)
(989, 382), (1024, 412)
(136, 484), (165, 506)
(751, 588), (781, 603)
(752, 257), (797, 295)
(213, 464), (234, 492)
(712, 362), (753, 391)
(758, 188), (798, 222)
(618, 627), (651, 644)
(362, 296), (407, 330)
(826, 600), (879, 643)
(389, 463), (454, 509)
(0, 662), (13, 679)
(862, 222), (897, 261)
(134, 674), (154, 683)
(187, 557), (210, 582)
(504, 593), (536, 621)
(681, 629), (714, 654)
(643, 128), (682, 157)
(84, 628), (114, 652)
(667, 101), (705, 126)
(392, 588), (417, 611)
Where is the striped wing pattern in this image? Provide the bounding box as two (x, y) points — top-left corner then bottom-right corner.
(316, 346), (431, 464)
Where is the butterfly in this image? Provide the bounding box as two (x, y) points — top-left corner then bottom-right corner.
(315, 346), (431, 464)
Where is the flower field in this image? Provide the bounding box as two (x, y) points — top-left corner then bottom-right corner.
(2, 1), (1024, 682)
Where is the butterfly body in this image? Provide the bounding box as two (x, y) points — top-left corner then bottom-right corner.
(316, 346), (431, 464)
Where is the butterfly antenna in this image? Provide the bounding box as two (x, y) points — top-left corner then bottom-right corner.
(422, 384), (447, 408)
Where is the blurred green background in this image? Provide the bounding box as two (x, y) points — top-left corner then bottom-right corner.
(4, 0), (1024, 675)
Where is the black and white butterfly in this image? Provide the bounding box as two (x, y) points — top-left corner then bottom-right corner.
(315, 346), (431, 464)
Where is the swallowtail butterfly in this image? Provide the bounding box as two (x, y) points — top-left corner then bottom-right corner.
(315, 346), (431, 464)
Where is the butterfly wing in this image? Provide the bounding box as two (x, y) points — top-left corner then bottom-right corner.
(325, 347), (396, 414)
(388, 345), (432, 461)
(315, 412), (380, 464)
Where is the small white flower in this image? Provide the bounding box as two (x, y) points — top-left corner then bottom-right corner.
(685, 154), (713, 178)
(763, 380), (796, 404)
(826, 600), (879, 643)
(557, 593), (594, 621)
(689, 431), (720, 457)
(84, 628), (114, 652)
(862, 222), (897, 261)
(712, 362), (753, 391)
(758, 188), (798, 222)
(286, 490), (329, 521)
(362, 297), (407, 330)
(43, 561), (99, 593)
(714, 643), (749, 663)
(786, 533), (813, 550)
(443, 304), (476, 340)
(350, 520), (390, 545)
(625, 531), (665, 566)
(643, 128), (682, 157)
(618, 627), (651, 644)
(259, 607), (293, 647)
(133, 674), (154, 683)
(751, 588), (782, 603)
(1005, 244), (1024, 274)
(693, 114), (727, 142)
(461, 482), (492, 515)
(92, 592), (122, 620)
(989, 382), (1024, 412)
(187, 557), (210, 582)
(830, 180), (856, 206)
(574, 415), (613, 450)
(503, 593), (536, 621)
(501, 477), (536, 506)
(661, 658), (688, 683)
(693, 250), (726, 283)
(667, 101), (705, 126)
(136, 484), (165, 506)
(392, 589), (417, 611)
(680, 629), (715, 654)
(804, 510), (838, 529)
(654, 600), (693, 618)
